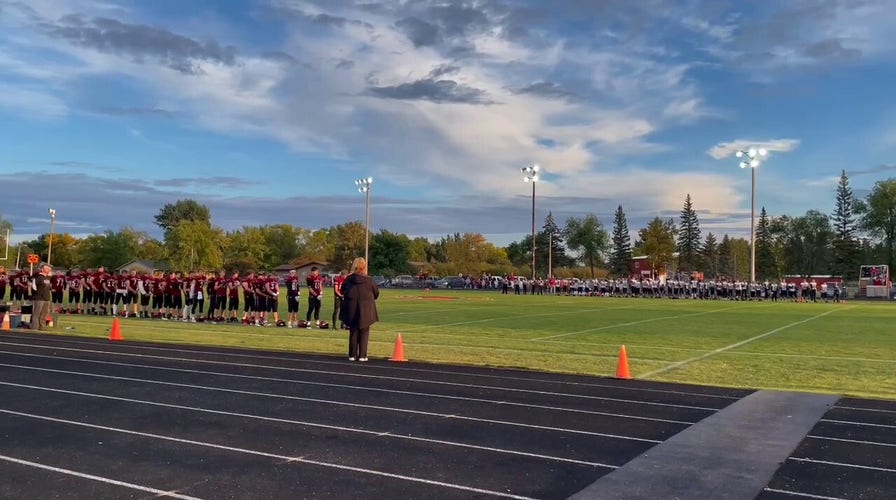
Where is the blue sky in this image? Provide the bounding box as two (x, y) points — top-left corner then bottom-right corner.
(1, 0), (895, 246)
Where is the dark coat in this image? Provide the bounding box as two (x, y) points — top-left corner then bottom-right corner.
(31, 273), (51, 301)
(340, 273), (379, 329)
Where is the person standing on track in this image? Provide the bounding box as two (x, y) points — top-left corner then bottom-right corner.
(29, 264), (52, 331)
(340, 258), (379, 362)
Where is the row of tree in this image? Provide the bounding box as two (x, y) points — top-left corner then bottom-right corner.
(594, 172), (893, 281)
(2, 173), (895, 280)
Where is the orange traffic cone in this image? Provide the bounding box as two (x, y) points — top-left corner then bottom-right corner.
(615, 345), (631, 380)
(389, 334), (407, 362)
(109, 317), (123, 341)
(1, 313), (9, 331)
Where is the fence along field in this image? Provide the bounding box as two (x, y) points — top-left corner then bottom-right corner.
(33, 289), (896, 400)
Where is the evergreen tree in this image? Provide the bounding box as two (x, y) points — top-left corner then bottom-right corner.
(701, 232), (719, 278)
(830, 170), (860, 279)
(676, 194), (701, 273)
(608, 205), (633, 276)
(755, 207), (777, 280)
(540, 212), (571, 276)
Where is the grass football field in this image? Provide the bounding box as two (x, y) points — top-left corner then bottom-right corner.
(39, 289), (896, 399)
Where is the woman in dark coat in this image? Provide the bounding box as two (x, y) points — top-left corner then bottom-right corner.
(340, 257), (379, 361)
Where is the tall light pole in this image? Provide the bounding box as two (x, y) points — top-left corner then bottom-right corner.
(734, 148), (767, 283)
(521, 165), (539, 280)
(355, 177), (373, 263)
(47, 208), (56, 266)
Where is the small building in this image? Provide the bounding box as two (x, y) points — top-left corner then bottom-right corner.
(630, 256), (670, 281)
(117, 260), (170, 275)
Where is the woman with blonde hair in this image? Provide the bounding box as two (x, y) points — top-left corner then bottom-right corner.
(339, 257), (379, 361)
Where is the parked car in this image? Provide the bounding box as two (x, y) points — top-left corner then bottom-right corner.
(434, 277), (466, 289)
(391, 275), (417, 288)
(372, 275), (388, 287)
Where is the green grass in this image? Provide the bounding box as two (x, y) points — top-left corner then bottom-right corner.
(36, 290), (896, 399)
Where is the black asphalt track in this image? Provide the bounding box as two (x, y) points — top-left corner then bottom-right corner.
(0, 331), (892, 499)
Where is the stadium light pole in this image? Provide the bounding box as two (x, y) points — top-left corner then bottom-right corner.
(355, 177), (373, 263)
(521, 165), (539, 280)
(734, 148), (767, 283)
(47, 208), (56, 266)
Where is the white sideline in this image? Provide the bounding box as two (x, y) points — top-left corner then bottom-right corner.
(639, 308), (849, 378)
(0, 453), (202, 499)
(531, 306), (740, 341)
(0, 364), (662, 445)
(0, 351), (696, 425)
(0, 409), (540, 500)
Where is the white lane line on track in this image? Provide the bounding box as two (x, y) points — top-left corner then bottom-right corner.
(820, 419), (896, 430)
(0, 341), (720, 411)
(834, 405), (896, 414)
(639, 308), (849, 378)
(808, 435), (896, 448)
(0, 382), (634, 465)
(531, 306), (740, 341)
(0, 409), (544, 500)
(0, 363), (663, 444)
(761, 488), (845, 500)
(788, 457), (896, 474)
(0, 351), (696, 425)
(0, 453), (202, 499)
(0, 334), (741, 400)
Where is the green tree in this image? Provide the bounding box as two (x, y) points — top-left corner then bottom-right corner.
(608, 205), (633, 277)
(330, 221), (367, 271)
(676, 194), (701, 273)
(369, 230), (412, 275)
(295, 228), (333, 263)
(755, 207), (777, 280)
(829, 170), (860, 279)
(564, 214), (609, 278)
(154, 199), (211, 236)
(539, 212), (570, 276)
(856, 178), (896, 272)
(636, 217), (677, 278)
(408, 237), (434, 263)
(784, 210), (833, 277)
(224, 227), (267, 271)
(701, 232), (719, 278)
(164, 220), (225, 271)
(260, 224), (301, 268)
(76, 228), (151, 269)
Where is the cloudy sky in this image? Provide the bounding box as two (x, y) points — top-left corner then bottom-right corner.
(2, 0), (895, 246)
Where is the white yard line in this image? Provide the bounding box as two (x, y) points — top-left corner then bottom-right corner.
(820, 419), (896, 429)
(0, 341), (718, 410)
(531, 306), (740, 341)
(0, 365), (662, 444)
(396, 305), (636, 332)
(0, 409), (543, 500)
(0, 453), (203, 499)
(639, 308), (849, 378)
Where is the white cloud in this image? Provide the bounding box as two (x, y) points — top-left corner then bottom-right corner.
(706, 139), (801, 160)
